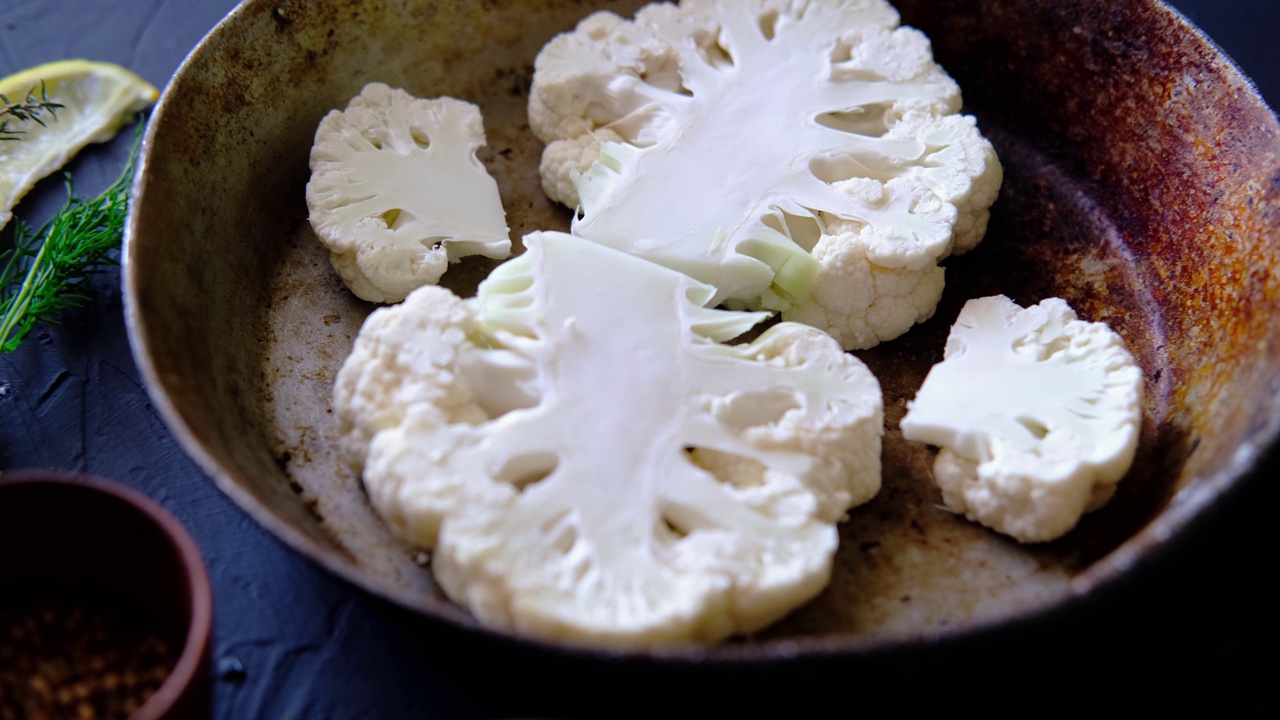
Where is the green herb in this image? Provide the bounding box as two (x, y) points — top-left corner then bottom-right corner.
(0, 80), (63, 141)
(0, 125), (141, 352)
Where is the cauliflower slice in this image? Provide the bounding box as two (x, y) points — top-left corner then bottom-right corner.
(529, 0), (1001, 348)
(334, 231), (883, 647)
(899, 295), (1143, 543)
(306, 83), (511, 303)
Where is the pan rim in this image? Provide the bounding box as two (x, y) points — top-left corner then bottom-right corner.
(121, 0), (1280, 662)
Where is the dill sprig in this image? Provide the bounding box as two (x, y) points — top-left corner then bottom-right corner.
(0, 125), (141, 352)
(0, 80), (64, 141)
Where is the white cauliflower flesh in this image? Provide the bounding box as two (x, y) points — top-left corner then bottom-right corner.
(899, 295), (1143, 543)
(334, 231), (883, 647)
(529, 0), (1002, 348)
(307, 83), (511, 303)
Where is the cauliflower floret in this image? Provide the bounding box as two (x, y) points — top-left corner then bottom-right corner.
(529, 0), (1002, 349)
(785, 229), (945, 350)
(334, 231), (883, 647)
(888, 112), (1003, 255)
(331, 286), (490, 471)
(535, 128), (623, 207)
(899, 295), (1143, 543)
(306, 83), (511, 303)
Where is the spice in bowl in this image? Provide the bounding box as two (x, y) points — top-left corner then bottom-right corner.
(1, 579), (177, 720)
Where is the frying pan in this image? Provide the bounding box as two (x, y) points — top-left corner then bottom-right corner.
(123, 0), (1280, 660)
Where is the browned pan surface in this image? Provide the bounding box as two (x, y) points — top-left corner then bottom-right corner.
(124, 0), (1280, 659)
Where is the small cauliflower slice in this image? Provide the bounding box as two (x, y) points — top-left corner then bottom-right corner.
(306, 83), (511, 303)
(899, 295), (1143, 543)
(334, 231), (883, 647)
(529, 0), (1001, 348)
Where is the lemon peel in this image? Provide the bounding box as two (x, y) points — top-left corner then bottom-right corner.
(0, 60), (158, 230)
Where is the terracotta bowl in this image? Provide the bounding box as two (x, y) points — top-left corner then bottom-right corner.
(123, 0), (1279, 660)
(0, 470), (213, 718)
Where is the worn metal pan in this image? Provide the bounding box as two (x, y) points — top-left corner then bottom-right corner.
(124, 0), (1280, 660)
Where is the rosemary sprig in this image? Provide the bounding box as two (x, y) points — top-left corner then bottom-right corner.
(0, 125), (141, 352)
(0, 80), (64, 141)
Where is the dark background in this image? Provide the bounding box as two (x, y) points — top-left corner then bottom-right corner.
(1, 1), (1275, 717)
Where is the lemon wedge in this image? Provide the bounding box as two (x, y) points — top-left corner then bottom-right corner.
(0, 60), (158, 230)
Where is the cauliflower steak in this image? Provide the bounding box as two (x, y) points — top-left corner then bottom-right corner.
(334, 231), (884, 647)
(900, 295), (1143, 543)
(307, 83), (511, 303)
(529, 0), (1002, 349)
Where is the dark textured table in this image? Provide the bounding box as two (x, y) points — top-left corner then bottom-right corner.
(1, 1), (1274, 717)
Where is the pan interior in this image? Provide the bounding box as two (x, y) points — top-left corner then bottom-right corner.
(126, 0), (1280, 656)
